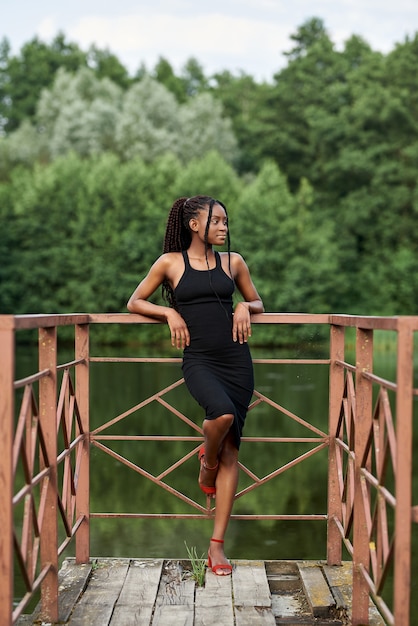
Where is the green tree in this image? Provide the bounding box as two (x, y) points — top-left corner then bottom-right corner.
(0, 33), (87, 133)
(152, 57), (186, 102)
(0, 120), (45, 177)
(173, 150), (241, 203)
(37, 67), (123, 158)
(262, 18), (345, 190)
(153, 57), (209, 102)
(234, 161), (338, 316)
(116, 75), (179, 161)
(86, 45), (131, 89)
(313, 36), (418, 313)
(177, 93), (237, 163)
(2, 23), (418, 320)
(0, 176), (19, 311)
(0, 155), (89, 313)
(0, 152), (182, 318)
(1, 67), (239, 171)
(211, 70), (273, 174)
(181, 58), (209, 97)
(0, 37), (11, 130)
(284, 17), (330, 61)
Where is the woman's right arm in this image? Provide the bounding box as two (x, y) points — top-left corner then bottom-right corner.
(127, 255), (190, 349)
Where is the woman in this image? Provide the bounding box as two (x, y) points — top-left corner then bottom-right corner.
(127, 195), (264, 575)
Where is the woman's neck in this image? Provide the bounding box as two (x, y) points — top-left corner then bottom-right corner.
(187, 243), (214, 261)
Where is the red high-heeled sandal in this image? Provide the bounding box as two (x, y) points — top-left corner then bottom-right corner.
(207, 538), (232, 576)
(198, 446), (218, 495)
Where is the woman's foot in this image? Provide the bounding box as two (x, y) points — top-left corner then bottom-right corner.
(207, 538), (232, 576)
(198, 446), (218, 496)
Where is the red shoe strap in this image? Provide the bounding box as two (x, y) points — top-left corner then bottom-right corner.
(210, 537), (224, 543)
(203, 460), (219, 471)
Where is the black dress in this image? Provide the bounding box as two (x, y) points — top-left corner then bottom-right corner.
(174, 250), (254, 449)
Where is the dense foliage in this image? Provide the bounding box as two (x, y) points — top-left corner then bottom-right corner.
(1, 19), (418, 340)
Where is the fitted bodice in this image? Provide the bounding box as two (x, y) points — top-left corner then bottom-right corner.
(174, 251), (235, 352)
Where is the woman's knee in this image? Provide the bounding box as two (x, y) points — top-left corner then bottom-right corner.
(217, 413), (234, 430)
(204, 413), (234, 433)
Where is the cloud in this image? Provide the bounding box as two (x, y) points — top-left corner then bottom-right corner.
(21, 1), (417, 81)
(37, 17), (58, 40)
(69, 13), (290, 77)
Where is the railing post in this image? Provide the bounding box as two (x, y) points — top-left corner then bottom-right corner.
(327, 322), (345, 565)
(75, 323), (90, 563)
(0, 317), (15, 626)
(393, 318), (413, 626)
(38, 326), (59, 623)
(352, 326), (373, 625)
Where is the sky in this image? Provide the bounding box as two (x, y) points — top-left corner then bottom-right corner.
(3, 0), (418, 82)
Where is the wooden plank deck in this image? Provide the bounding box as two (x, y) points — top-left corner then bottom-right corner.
(17, 558), (385, 625)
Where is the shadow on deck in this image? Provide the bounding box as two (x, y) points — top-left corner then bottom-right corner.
(17, 558), (384, 625)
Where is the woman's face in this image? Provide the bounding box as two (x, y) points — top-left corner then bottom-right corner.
(195, 203), (228, 245)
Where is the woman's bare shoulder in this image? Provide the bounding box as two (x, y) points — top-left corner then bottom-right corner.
(153, 251), (184, 282)
(219, 252), (248, 279)
(154, 251), (183, 268)
(219, 251), (246, 265)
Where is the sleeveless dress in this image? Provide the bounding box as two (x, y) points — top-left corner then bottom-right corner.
(174, 250), (254, 449)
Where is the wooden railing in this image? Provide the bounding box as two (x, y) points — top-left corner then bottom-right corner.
(0, 313), (416, 625)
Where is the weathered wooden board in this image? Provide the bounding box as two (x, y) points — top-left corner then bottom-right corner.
(232, 560), (275, 625)
(152, 604), (194, 625)
(14, 616), (34, 625)
(232, 560), (272, 608)
(323, 563), (385, 626)
(16, 558), (382, 625)
(57, 559), (94, 622)
(68, 558), (130, 626)
(195, 568), (234, 625)
(271, 592), (310, 620)
(151, 560), (195, 626)
(109, 559), (163, 626)
(15, 558), (93, 625)
(298, 562), (335, 617)
(234, 606), (276, 625)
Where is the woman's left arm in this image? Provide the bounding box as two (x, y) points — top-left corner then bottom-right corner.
(231, 253), (264, 343)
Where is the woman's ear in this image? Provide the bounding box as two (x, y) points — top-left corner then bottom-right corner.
(189, 218), (199, 232)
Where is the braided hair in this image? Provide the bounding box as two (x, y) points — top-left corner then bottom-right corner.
(162, 195), (231, 309)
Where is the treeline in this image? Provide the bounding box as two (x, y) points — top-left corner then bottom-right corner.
(1, 18), (418, 338)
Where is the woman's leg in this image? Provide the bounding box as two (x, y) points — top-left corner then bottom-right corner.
(208, 429), (239, 574)
(199, 413), (234, 492)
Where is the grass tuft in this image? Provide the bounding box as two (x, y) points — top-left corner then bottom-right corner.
(184, 541), (206, 586)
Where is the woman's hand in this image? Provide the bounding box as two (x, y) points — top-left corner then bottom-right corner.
(166, 309), (190, 349)
(233, 302), (252, 344)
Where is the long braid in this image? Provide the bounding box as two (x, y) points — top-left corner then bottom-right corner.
(204, 199), (215, 269)
(162, 195), (232, 309)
